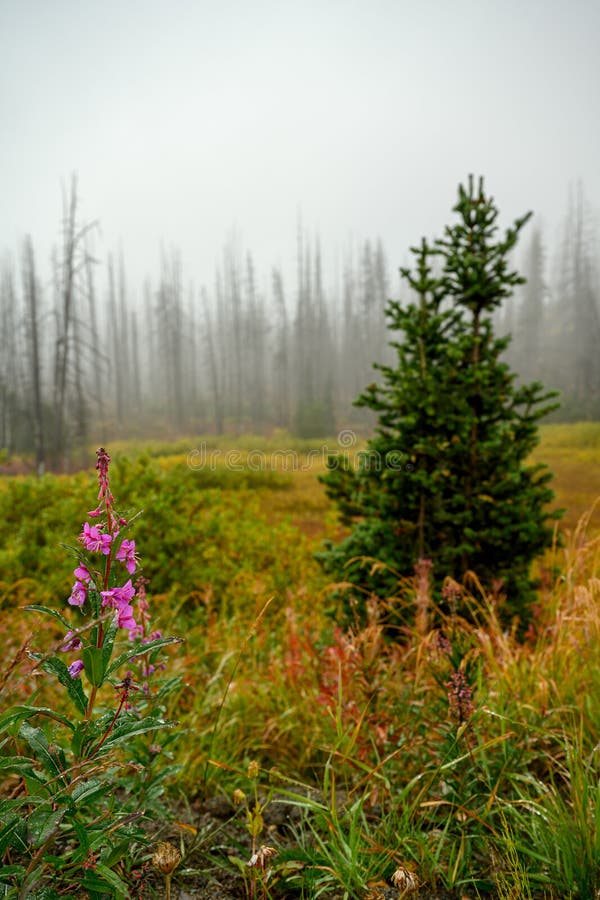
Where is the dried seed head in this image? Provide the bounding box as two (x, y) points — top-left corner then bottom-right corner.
(247, 845), (278, 869)
(434, 630), (452, 655)
(247, 759), (260, 779)
(391, 864), (419, 895)
(95, 447), (111, 480)
(442, 578), (461, 614)
(152, 841), (182, 875)
(233, 788), (246, 806)
(445, 669), (475, 724)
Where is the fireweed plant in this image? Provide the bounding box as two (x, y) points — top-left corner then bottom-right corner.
(0, 448), (182, 899)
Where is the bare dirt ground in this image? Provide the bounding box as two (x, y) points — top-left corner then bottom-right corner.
(138, 795), (481, 899)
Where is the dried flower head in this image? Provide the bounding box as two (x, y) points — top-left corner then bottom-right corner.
(414, 557), (433, 634)
(434, 630), (452, 655)
(445, 669), (475, 724)
(442, 577), (461, 614)
(95, 446), (113, 502)
(414, 558), (433, 580)
(247, 759), (259, 779)
(152, 841), (182, 875)
(247, 845), (277, 869)
(233, 788), (246, 806)
(391, 864), (419, 895)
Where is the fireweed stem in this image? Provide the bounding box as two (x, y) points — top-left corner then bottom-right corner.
(87, 688), (128, 759)
(85, 464), (115, 722)
(20, 831), (62, 898)
(85, 688), (97, 722)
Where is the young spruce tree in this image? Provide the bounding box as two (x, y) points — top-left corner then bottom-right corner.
(320, 176), (559, 628)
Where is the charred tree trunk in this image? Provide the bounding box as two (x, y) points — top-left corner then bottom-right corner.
(84, 245), (104, 420)
(202, 288), (224, 435)
(22, 236), (45, 476)
(53, 177), (78, 469)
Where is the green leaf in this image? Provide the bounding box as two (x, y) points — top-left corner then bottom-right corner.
(101, 615), (119, 673)
(82, 646), (106, 687)
(87, 588), (103, 619)
(101, 714), (176, 750)
(27, 803), (67, 848)
(71, 819), (90, 855)
(0, 814), (28, 856)
(27, 889), (61, 900)
(0, 705), (74, 735)
(81, 864), (129, 898)
(23, 604), (70, 628)
(0, 755), (42, 782)
(101, 836), (145, 868)
(105, 636), (182, 678)
(0, 864), (25, 879)
(70, 721), (90, 759)
(70, 778), (110, 806)
(38, 657), (88, 717)
(19, 722), (68, 781)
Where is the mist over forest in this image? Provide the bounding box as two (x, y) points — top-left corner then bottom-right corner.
(1, 0), (598, 471)
(1, 176), (598, 472)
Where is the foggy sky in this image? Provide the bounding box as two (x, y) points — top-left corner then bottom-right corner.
(1, 0), (599, 292)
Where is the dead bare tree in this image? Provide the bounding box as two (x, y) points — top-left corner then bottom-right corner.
(84, 240), (104, 419)
(22, 236), (45, 476)
(52, 175), (95, 469)
(272, 266), (290, 428)
(201, 287), (224, 434)
(0, 263), (18, 454)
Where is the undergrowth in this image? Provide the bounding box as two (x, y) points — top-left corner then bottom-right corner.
(1, 433), (600, 897)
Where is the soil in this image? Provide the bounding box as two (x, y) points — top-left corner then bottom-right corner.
(0, 781), (482, 898)
(138, 794), (482, 900)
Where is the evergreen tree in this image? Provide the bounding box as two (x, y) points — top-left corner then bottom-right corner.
(319, 177), (560, 628)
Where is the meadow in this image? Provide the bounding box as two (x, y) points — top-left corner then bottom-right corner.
(1, 424), (600, 899)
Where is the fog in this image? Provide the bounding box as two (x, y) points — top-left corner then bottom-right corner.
(1, 0), (599, 466)
(1, 0), (598, 288)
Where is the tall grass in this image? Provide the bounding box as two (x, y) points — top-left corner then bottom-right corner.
(166, 505), (600, 896)
(2, 430), (600, 896)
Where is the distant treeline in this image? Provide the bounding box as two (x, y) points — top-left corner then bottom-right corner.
(1, 178), (598, 472)
(502, 184), (600, 424)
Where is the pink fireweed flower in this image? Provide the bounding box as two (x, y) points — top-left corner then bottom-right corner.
(101, 579), (136, 609)
(87, 506), (102, 518)
(117, 604), (137, 632)
(101, 579), (137, 632)
(60, 630), (83, 652)
(116, 539), (139, 575)
(81, 522), (113, 555)
(74, 563), (91, 583)
(68, 581), (87, 607)
(100, 588), (115, 609)
(68, 659), (85, 678)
